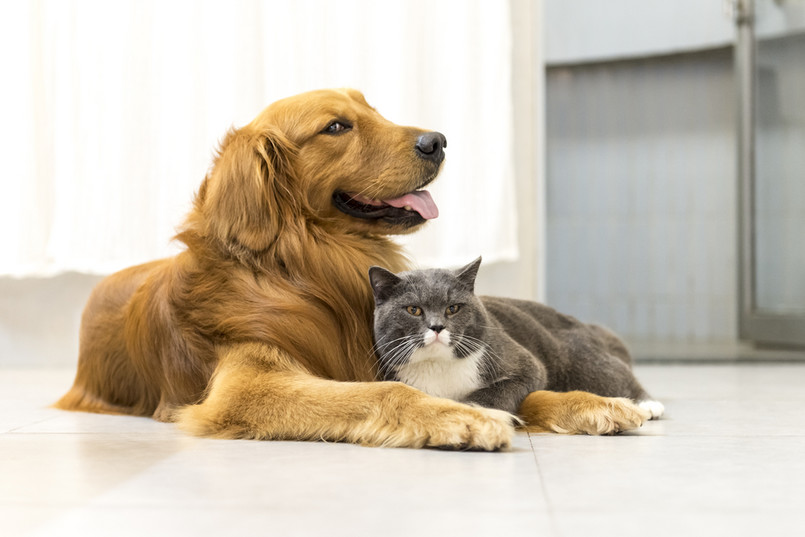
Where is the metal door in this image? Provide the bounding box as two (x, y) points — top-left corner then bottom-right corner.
(736, 0), (805, 347)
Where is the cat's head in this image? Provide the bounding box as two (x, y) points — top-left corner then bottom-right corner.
(369, 257), (488, 379)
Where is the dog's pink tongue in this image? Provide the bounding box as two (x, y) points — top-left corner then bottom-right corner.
(384, 190), (439, 220)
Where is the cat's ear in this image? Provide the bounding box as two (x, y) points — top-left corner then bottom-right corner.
(455, 256), (482, 292)
(369, 266), (403, 304)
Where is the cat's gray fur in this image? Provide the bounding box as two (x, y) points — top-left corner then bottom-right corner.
(369, 257), (660, 416)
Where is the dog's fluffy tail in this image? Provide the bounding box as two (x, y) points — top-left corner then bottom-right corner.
(53, 383), (139, 416)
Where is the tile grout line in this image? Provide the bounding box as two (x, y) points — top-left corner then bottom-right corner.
(527, 431), (564, 537)
(5, 415), (61, 434)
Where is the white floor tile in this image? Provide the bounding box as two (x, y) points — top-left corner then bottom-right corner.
(531, 435), (805, 513)
(22, 505), (549, 537)
(554, 511), (804, 537)
(2, 364), (805, 537)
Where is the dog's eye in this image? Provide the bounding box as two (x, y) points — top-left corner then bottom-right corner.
(321, 120), (352, 135)
(446, 304), (461, 315)
(406, 306), (423, 317)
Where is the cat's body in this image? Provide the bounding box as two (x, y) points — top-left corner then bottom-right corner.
(370, 258), (663, 420)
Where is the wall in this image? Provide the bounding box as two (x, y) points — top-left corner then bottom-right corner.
(544, 48), (739, 343)
(0, 273), (101, 367)
(544, 0), (734, 65)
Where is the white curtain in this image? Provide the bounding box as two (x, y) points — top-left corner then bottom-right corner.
(0, 0), (517, 277)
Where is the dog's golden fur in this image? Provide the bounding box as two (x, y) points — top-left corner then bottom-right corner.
(55, 89), (647, 449)
(519, 391), (649, 435)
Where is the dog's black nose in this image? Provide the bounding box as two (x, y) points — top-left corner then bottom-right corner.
(415, 132), (447, 164)
(430, 325), (445, 333)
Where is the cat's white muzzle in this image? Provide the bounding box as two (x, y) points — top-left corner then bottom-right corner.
(423, 329), (452, 347)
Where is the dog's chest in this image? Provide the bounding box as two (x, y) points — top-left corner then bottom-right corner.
(395, 345), (484, 401)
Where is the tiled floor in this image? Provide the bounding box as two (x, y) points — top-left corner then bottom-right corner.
(2, 364), (805, 537)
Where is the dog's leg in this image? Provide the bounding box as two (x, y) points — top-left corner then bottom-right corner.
(518, 390), (651, 435)
(174, 343), (516, 450)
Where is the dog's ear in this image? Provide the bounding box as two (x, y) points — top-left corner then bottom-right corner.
(201, 126), (298, 251)
(369, 266), (402, 305)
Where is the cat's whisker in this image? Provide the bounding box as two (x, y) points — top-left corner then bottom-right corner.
(454, 336), (485, 354)
(450, 337), (496, 383)
(456, 334), (497, 357)
(453, 340), (480, 361)
(378, 336), (421, 377)
(373, 334), (417, 352)
(453, 336), (499, 381)
(373, 341), (409, 361)
(369, 337), (407, 380)
(382, 345), (411, 370)
(381, 351), (414, 378)
(370, 336), (417, 380)
(374, 337), (420, 367)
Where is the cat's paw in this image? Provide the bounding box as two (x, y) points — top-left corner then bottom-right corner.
(638, 399), (665, 419)
(519, 390), (651, 435)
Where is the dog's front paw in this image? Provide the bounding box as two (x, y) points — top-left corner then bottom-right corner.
(572, 396), (651, 435)
(519, 390), (651, 435)
(424, 405), (517, 451)
(378, 394), (517, 451)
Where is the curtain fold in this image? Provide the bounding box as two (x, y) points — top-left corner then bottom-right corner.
(0, 0), (517, 276)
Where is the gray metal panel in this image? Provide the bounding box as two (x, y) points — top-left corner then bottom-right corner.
(736, 0), (805, 348)
(546, 50), (738, 342)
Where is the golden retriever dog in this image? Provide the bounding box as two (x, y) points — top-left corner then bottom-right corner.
(56, 89), (648, 449)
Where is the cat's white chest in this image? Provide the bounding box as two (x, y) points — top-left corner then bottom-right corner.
(395, 343), (484, 401)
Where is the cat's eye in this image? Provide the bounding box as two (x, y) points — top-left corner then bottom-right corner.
(406, 306), (423, 316)
(446, 304), (461, 315)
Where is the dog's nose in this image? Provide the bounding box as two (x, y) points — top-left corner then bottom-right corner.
(415, 132), (447, 164)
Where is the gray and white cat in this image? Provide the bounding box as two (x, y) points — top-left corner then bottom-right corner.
(369, 257), (664, 419)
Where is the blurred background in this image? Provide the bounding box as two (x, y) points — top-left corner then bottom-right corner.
(1, 0), (803, 367)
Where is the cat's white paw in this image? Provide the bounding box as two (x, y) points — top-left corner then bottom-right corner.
(638, 399), (665, 419)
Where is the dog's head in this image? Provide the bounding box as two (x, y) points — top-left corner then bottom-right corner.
(196, 89), (446, 252)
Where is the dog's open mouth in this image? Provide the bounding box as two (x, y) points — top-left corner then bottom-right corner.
(332, 190), (439, 225)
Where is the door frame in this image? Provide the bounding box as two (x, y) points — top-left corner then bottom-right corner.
(735, 0), (805, 347)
